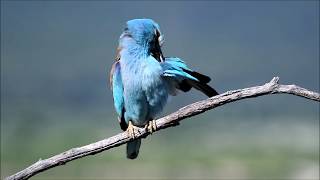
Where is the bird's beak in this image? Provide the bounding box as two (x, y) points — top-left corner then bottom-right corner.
(158, 35), (164, 46)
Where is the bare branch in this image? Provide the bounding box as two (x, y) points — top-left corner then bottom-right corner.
(5, 77), (320, 180)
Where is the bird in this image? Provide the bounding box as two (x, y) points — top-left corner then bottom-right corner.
(110, 19), (219, 159)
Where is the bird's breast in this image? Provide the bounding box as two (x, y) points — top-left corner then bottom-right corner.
(120, 56), (169, 121)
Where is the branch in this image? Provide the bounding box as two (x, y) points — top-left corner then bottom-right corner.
(6, 77), (320, 180)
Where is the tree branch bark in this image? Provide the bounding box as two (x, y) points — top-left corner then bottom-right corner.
(5, 77), (320, 180)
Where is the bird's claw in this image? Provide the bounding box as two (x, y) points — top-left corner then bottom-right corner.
(145, 120), (157, 134)
(127, 121), (140, 139)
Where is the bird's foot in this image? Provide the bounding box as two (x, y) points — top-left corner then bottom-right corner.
(145, 119), (157, 134)
(127, 121), (141, 139)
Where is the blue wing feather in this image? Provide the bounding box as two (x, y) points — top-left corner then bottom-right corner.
(161, 57), (198, 81)
(161, 58), (199, 81)
(161, 57), (219, 97)
(110, 61), (124, 117)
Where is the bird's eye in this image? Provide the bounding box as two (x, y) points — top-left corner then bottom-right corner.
(124, 27), (129, 31)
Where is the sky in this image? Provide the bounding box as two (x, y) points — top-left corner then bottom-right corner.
(1, 1), (319, 119)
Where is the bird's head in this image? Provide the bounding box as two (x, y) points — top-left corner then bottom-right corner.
(120, 19), (165, 61)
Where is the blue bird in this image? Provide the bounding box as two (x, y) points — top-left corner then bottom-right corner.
(110, 19), (218, 159)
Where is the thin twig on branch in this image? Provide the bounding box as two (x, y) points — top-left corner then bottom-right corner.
(5, 77), (320, 180)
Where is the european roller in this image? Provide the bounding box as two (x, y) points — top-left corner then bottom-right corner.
(110, 19), (218, 159)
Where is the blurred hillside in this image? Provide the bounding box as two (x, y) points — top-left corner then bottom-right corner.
(1, 1), (319, 179)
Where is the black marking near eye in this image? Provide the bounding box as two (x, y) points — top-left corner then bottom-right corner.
(148, 29), (164, 62)
(156, 30), (160, 37)
(151, 37), (164, 62)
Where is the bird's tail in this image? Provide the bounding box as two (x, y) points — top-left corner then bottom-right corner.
(126, 139), (141, 159)
(161, 57), (219, 97)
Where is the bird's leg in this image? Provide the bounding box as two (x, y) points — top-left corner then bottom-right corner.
(145, 119), (157, 134)
(127, 121), (140, 139)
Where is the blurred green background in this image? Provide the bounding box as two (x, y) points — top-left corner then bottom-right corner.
(1, 1), (319, 179)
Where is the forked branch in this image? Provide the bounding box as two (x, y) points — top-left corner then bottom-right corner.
(5, 77), (320, 180)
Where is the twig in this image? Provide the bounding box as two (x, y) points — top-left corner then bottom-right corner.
(5, 77), (320, 180)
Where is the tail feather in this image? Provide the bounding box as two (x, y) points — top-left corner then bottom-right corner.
(126, 139), (141, 159)
(187, 79), (219, 97)
(183, 69), (211, 83)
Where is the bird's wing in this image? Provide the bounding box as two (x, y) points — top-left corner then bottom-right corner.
(161, 57), (219, 97)
(110, 61), (127, 131)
